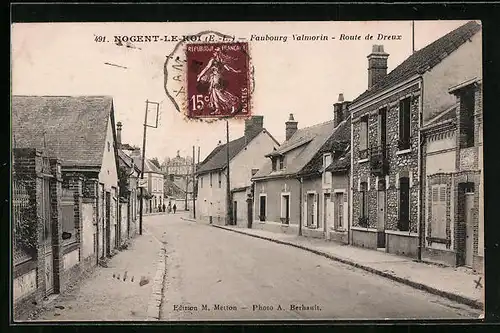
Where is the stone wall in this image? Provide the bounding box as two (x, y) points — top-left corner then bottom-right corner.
(352, 84), (421, 233)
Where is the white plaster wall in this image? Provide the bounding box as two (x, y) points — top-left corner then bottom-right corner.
(426, 151), (456, 175)
(81, 203), (95, 258)
(13, 269), (37, 301)
(230, 131), (280, 189)
(98, 117), (119, 191)
(63, 249), (80, 270)
(197, 172), (226, 218)
(423, 31), (482, 121)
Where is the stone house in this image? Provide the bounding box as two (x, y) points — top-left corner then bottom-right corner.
(196, 116), (279, 226)
(349, 21), (482, 258)
(421, 77), (483, 272)
(296, 95), (351, 241)
(251, 111), (347, 236)
(12, 95), (121, 318)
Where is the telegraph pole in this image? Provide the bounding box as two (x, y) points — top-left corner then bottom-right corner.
(192, 145), (196, 219)
(139, 100), (159, 235)
(226, 120), (232, 226)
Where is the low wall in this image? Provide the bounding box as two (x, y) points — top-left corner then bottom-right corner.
(385, 232), (419, 258)
(252, 221), (299, 235)
(302, 227), (324, 239)
(422, 246), (457, 267)
(351, 228), (378, 249)
(329, 230), (348, 244)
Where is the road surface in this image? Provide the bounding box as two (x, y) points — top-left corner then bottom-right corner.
(143, 213), (480, 321)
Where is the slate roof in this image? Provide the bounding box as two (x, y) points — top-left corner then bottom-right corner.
(325, 152), (351, 173)
(253, 120), (337, 179)
(130, 155), (163, 174)
(352, 21), (481, 105)
(196, 129), (279, 175)
(299, 117), (351, 176)
(12, 95), (114, 168)
(164, 177), (188, 198)
(117, 149), (141, 173)
(421, 104), (458, 131)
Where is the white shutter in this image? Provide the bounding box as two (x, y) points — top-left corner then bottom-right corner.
(303, 199), (307, 227)
(438, 185), (447, 238)
(315, 193), (319, 228)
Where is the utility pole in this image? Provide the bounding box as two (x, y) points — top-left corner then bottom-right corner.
(192, 145), (196, 219)
(225, 120), (232, 226)
(139, 100), (159, 235)
(184, 157), (189, 211)
(412, 21), (415, 54)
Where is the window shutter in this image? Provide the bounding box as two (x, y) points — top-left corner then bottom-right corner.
(438, 185), (447, 237)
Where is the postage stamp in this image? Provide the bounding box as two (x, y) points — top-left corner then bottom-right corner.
(186, 42), (250, 118)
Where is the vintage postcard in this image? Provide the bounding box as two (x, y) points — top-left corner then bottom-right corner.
(11, 20), (484, 322)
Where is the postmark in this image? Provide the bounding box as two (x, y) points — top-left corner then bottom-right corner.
(164, 31), (253, 121)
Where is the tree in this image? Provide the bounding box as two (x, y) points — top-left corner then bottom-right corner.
(150, 157), (161, 169)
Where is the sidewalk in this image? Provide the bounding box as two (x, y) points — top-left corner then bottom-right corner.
(29, 232), (162, 321)
(184, 218), (484, 310)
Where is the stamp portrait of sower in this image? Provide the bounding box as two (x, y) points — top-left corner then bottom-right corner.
(187, 42), (250, 118)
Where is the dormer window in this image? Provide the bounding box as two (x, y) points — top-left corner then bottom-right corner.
(271, 157), (277, 171)
(279, 156), (284, 170)
(322, 153), (332, 185)
(459, 86), (475, 148)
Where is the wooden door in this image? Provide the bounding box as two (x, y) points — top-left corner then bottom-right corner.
(105, 192), (111, 256)
(465, 193), (474, 267)
(42, 178), (54, 295)
(233, 200), (237, 225)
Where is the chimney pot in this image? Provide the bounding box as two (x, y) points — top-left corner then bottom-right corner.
(338, 93), (344, 102)
(116, 121), (122, 145)
(244, 116), (264, 141)
(285, 113), (298, 141)
(367, 44), (389, 90)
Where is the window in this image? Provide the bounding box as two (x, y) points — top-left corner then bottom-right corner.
(460, 88), (475, 148)
(218, 171), (222, 188)
(259, 195), (267, 221)
(398, 177), (410, 231)
(323, 153), (332, 185)
(431, 185), (447, 238)
(107, 142), (111, 152)
(271, 158), (277, 171)
(398, 97), (411, 150)
(359, 116), (369, 158)
(279, 156), (284, 170)
(378, 107), (387, 149)
(280, 194), (290, 224)
(334, 192), (344, 230)
(200, 176), (204, 188)
(62, 202), (76, 245)
(210, 172), (213, 187)
(359, 182), (368, 226)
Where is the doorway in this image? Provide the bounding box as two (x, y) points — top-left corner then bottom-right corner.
(105, 192), (111, 257)
(307, 193), (315, 228)
(377, 180), (386, 248)
(465, 192), (475, 267)
(259, 195), (266, 221)
(233, 200), (238, 225)
(282, 194), (290, 224)
(324, 193), (332, 232)
(42, 178), (54, 295)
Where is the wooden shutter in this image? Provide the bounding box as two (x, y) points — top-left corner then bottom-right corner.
(359, 120), (367, 151)
(431, 185), (447, 238)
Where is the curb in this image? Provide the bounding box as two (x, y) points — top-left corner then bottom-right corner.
(146, 245), (167, 321)
(209, 223), (483, 311)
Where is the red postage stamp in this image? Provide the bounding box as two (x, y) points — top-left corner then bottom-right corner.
(186, 42), (250, 118)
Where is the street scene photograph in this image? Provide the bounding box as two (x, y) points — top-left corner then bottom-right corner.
(10, 19), (484, 321)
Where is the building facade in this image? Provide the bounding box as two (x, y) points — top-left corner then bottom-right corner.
(421, 78), (483, 272)
(349, 21), (482, 259)
(196, 116), (280, 226)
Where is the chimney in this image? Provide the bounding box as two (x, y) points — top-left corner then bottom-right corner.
(367, 45), (389, 90)
(116, 121), (122, 146)
(285, 113), (298, 141)
(244, 116), (264, 142)
(333, 93), (351, 127)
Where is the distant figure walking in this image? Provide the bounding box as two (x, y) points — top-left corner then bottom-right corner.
(173, 203), (177, 214)
(168, 201), (172, 213)
(162, 203), (166, 213)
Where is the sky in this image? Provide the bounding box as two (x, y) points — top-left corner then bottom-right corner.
(11, 20), (472, 164)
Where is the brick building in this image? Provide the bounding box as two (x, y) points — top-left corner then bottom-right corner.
(421, 77), (483, 272)
(349, 21), (482, 258)
(12, 95), (122, 319)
